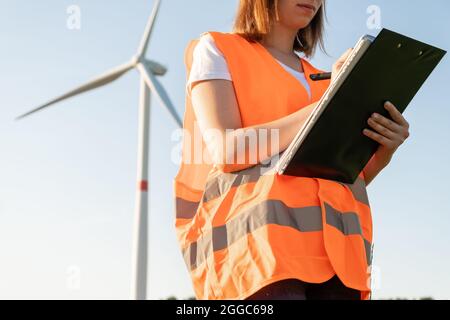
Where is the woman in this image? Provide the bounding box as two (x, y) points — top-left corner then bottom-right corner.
(174, 0), (410, 300)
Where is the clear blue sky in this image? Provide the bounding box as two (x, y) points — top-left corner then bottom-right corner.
(0, 0), (449, 299)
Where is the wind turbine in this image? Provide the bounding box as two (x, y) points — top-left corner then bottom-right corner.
(15, 0), (181, 300)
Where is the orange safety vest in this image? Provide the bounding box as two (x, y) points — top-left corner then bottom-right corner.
(173, 31), (373, 300)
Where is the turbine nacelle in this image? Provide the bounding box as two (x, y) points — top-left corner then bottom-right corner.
(132, 55), (167, 76)
(141, 59), (167, 76)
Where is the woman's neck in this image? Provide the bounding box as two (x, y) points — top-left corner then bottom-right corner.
(260, 23), (298, 56)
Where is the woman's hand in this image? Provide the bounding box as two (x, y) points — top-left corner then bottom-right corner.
(363, 101), (410, 168)
(331, 48), (353, 83)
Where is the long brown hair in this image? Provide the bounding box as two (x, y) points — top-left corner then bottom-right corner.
(232, 0), (326, 57)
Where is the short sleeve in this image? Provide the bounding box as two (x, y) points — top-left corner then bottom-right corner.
(186, 33), (232, 97)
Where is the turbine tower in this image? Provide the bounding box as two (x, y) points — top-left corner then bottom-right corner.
(14, 0), (180, 300)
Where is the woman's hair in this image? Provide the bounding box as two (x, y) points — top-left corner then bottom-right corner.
(232, 0), (326, 57)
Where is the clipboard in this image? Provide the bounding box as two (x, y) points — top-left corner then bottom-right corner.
(271, 28), (447, 184)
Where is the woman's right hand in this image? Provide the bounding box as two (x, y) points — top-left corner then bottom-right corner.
(331, 48), (354, 83)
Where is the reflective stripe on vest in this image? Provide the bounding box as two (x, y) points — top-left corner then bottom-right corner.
(181, 200), (372, 271)
(175, 162), (369, 218)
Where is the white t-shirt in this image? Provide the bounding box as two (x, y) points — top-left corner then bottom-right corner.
(186, 33), (311, 99)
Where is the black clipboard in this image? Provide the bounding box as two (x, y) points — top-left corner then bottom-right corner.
(280, 28), (447, 184)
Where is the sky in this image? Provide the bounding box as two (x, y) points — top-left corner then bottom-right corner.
(0, 0), (449, 300)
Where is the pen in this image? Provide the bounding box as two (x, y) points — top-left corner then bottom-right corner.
(310, 72), (332, 81)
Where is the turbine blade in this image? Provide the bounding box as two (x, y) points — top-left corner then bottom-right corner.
(15, 62), (134, 120)
(137, 63), (182, 128)
(136, 0), (161, 58)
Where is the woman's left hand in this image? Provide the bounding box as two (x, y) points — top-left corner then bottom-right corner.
(363, 101), (410, 167)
